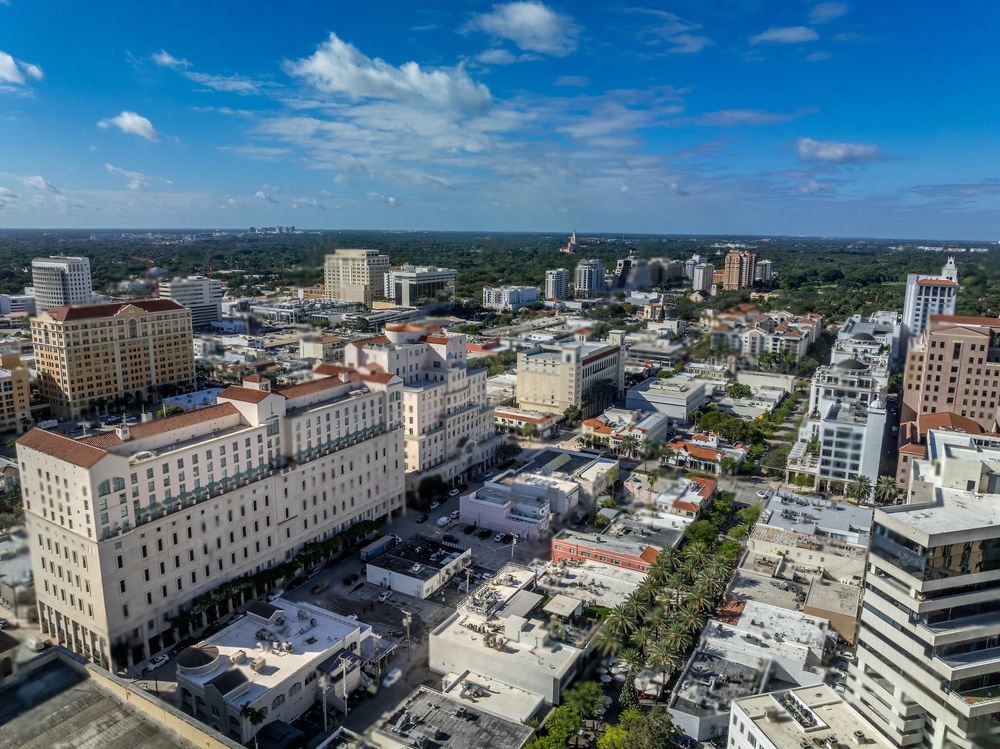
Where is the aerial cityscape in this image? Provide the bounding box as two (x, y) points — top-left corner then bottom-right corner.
(2, 3), (1000, 749)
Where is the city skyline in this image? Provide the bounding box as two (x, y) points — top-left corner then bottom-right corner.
(3, 1), (1000, 238)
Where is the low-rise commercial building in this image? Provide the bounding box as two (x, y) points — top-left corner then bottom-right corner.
(493, 407), (563, 439)
(298, 334), (347, 362)
(460, 485), (551, 539)
(552, 510), (684, 573)
(492, 448), (618, 520)
(664, 432), (749, 474)
(366, 535), (472, 599)
(730, 685), (892, 749)
(625, 375), (707, 426)
(429, 564), (588, 705)
(482, 286), (539, 312)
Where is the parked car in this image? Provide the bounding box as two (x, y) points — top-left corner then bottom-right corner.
(311, 582), (330, 595)
(25, 638), (46, 652)
(477, 529), (492, 540)
(436, 516), (450, 527)
(429, 501), (440, 510)
(416, 513), (429, 523)
(343, 572), (361, 586)
(307, 567), (321, 580)
(450, 510), (461, 520)
(448, 488), (460, 498)
(493, 532), (505, 543)
(146, 654), (170, 672)
(755, 490), (769, 500)
(0, 617), (6, 629)
(202, 620), (226, 638)
(382, 667), (402, 688)
(170, 637), (197, 656)
(287, 576), (307, 590)
(377, 591), (391, 603)
(463, 524), (477, 535)
(501, 534), (514, 543)
(443, 533), (458, 544)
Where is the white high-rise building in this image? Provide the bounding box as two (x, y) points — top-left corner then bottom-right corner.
(847, 428), (1000, 748)
(574, 259), (606, 297)
(344, 324), (500, 490)
(482, 285), (539, 312)
(545, 268), (569, 300)
(754, 259), (774, 283)
(17, 367), (405, 671)
(158, 276), (225, 328)
(692, 262), (715, 293)
(323, 249), (391, 307)
(31, 256), (93, 312)
(383, 265), (456, 307)
(902, 257), (959, 341)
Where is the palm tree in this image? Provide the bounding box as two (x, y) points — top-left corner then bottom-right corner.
(647, 638), (683, 697)
(684, 541), (712, 569)
(874, 474), (898, 505)
(677, 603), (706, 635)
(617, 647), (642, 678)
(631, 626), (654, 656)
(593, 628), (624, 659)
(641, 604), (666, 633)
(619, 434), (640, 460)
(605, 604), (638, 637)
(661, 571), (689, 608)
(622, 590), (646, 621)
(662, 622), (692, 654)
(240, 702), (267, 747)
(847, 474), (874, 503)
(683, 585), (716, 614)
(647, 548), (677, 585)
(635, 576), (659, 606)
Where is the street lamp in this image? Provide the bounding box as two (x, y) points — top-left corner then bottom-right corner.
(318, 673), (331, 733)
(401, 610), (412, 656)
(511, 535), (518, 560)
(338, 655), (351, 718)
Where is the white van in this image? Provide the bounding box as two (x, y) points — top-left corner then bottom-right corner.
(436, 516), (450, 527)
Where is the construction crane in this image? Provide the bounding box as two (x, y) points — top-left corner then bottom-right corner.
(133, 256), (156, 295)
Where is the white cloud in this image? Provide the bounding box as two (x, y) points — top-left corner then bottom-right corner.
(292, 197), (326, 209)
(152, 50), (190, 70)
(97, 111), (160, 141)
(666, 34), (713, 54)
(807, 51), (832, 62)
(20, 175), (62, 194)
(696, 109), (799, 127)
(466, 2), (579, 56)
(797, 137), (881, 163)
(809, 3), (849, 25)
(475, 48), (537, 65)
(750, 26), (819, 44)
(799, 179), (835, 195)
(105, 163), (150, 190)
(367, 192), (398, 205)
(0, 186), (20, 207)
(630, 9), (713, 55)
(0, 50), (43, 87)
(286, 33), (492, 114)
(555, 75), (588, 87)
(185, 71), (260, 94)
(254, 190), (279, 203)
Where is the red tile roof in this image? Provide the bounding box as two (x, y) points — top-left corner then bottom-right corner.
(18, 429), (108, 467)
(917, 411), (985, 435)
(45, 299), (187, 322)
(81, 404), (241, 447)
(279, 374), (358, 399)
(361, 372), (396, 385)
(424, 335), (450, 345)
(384, 323), (442, 334)
(639, 547), (659, 564)
(929, 314), (1000, 327)
(219, 386), (272, 404)
(242, 374), (267, 383)
(690, 476), (716, 499)
(349, 335), (390, 348)
(672, 500), (700, 514)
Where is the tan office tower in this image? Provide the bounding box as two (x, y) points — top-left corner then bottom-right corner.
(31, 300), (195, 420)
(723, 250), (757, 291)
(323, 249), (390, 306)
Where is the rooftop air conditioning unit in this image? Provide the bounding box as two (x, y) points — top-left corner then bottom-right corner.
(232, 649), (247, 664)
(251, 657), (266, 672)
(853, 731), (866, 745)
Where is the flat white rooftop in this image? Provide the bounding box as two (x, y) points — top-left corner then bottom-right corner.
(441, 671), (545, 723)
(879, 487), (1000, 538)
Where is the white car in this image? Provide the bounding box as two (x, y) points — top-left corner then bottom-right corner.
(450, 510), (461, 520)
(146, 654), (170, 671)
(429, 501), (440, 510)
(25, 638), (45, 652)
(448, 488), (460, 498)
(377, 591), (391, 603)
(756, 490), (768, 500)
(382, 667), (402, 688)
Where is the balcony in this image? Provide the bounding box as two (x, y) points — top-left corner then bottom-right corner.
(958, 686), (1000, 706)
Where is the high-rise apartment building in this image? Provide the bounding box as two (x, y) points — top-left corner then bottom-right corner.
(692, 262), (715, 293)
(32, 300), (195, 420)
(650, 258), (685, 285)
(158, 276), (224, 328)
(31, 256), (94, 312)
(383, 265), (456, 307)
(611, 255), (652, 291)
(545, 268), (569, 300)
(344, 324), (500, 489)
(0, 353), (31, 434)
(482, 285), (539, 312)
(847, 428), (1000, 748)
(323, 249), (390, 306)
(754, 259), (774, 283)
(516, 333), (626, 418)
(574, 259), (606, 297)
(902, 258), (959, 341)
(900, 314), (1000, 433)
(16, 367), (405, 670)
(723, 250), (757, 291)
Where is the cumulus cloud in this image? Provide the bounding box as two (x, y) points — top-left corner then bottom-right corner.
(292, 197), (326, 209)
(466, 2), (579, 56)
(105, 163), (150, 190)
(0, 50), (43, 87)
(750, 26), (819, 44)
(555, 75), (588, 87)
(152, 50), (190, 70)
(97, 111), (160, 141)
(254, 190), (279, 203)
(475, 48), (536, 65)
(286, 33), (492, 114)
(797, 137), (881, 163)
(809, 3), (849, 25)
(20, 175), (62, 194)
(0, 186), (21, 207)
(799, 179), (836, 195)
(366, 192), (398, 205)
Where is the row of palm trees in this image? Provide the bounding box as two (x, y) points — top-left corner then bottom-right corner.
(591, 541), (734, 698)
(835, 473), (899, 505)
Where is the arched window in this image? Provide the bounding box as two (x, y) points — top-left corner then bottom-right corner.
(289, 681), (302, 696)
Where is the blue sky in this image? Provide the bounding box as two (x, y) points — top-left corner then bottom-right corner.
(2, 1), (1000, 238)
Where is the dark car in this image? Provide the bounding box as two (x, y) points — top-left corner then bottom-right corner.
(443, 533), (458, 543)
(202, 620), (226, 638)
(343, 572), (360, 586)
(416, 513), (429, 523)
(477, 529), (492, 540)
(287, 576), (307, 590)
(170, 637), (197, 656)
(463, 524), (477, 535)
(501, 534), (514, 543)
